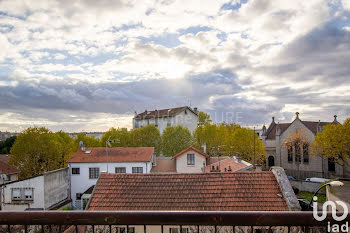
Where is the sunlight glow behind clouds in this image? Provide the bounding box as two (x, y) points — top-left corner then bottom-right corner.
(0, 0), (350, 132)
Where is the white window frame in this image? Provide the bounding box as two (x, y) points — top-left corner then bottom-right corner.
(187, 154), (195, 165)
(89, 167), (100, 179)
(72, 167), (80, 175)
(115, 167), (126, 173)
(132, 167), (143, 173)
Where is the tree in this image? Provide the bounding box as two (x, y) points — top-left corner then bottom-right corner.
(198, 111), (212, 126)
(231, 127), (266, 164)
(100, 127), (130, 147)
(161, 125), (193, 156)
(9, 127), (76, 179)
(130, 125), (161, 154)
(193, 122), (239, 156)
(312, 119), (350, 165)
(55, 131), (76, 167)
(0, 136), (16, 154)
(193, 122), (265, 164)
(74, 133), (100, 148)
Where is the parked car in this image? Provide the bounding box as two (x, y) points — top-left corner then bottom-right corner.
(298, 199), (313, 211)
(305, 177), (329, 183)
(288, 176), (296, 181)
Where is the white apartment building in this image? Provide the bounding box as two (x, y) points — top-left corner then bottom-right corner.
(67, 147), (154, 209)
(133, 106), (199, 134)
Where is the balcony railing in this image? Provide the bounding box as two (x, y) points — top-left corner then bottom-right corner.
(0, 211), (348, 233)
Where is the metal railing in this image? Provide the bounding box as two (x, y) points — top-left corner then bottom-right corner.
(0, 211), (348, 233)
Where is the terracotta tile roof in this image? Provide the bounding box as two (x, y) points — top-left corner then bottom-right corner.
(150, 157), (176, 173)
(0, 154), (10, 163)
(134, 106), (197, 120)
(0, 154), (19, 175)
(68, 147), (154, 163)
(88, 172), (288, 211)
(266, 123), (291, 140)
(172, 146), (209, 160)
(207, 157), (227, 165)
(203, 157), (251, 172)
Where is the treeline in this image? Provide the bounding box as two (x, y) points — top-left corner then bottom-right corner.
(0, 136), (16, 154)
(9, 112), (266, 179)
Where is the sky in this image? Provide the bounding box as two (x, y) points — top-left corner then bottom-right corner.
(1, 0), (350, 132)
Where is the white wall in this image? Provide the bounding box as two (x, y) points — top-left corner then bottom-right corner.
(69, 162), (152, 206)
(175, 150), (206, 173)
(133, 109), (198, 134)
(1, 176), (44, 211)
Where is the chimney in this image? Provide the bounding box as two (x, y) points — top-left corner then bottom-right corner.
(79, 141), (85, 152)
(276, 122), (281, 136)
(262, 124), (266, 135)
(236, 152), (241, 162)
(295, 112), (299, 119)
(272, 116), (275, 123)
(255, 164), (262, 171)
(333, 115), (339, 124)
(201, 143), (207, 154)
(194, 107), (198, 113)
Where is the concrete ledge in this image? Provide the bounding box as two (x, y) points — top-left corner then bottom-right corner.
(271, 166), (301, 211)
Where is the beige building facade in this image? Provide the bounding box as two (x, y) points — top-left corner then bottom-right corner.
(262, 113), (350, 179)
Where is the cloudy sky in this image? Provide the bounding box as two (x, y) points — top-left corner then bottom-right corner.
(1, 0), (350, 132)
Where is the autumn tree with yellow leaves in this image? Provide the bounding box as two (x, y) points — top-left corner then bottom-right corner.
(312, 118), (350, 165)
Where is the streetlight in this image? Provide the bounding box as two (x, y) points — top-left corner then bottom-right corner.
(309, 181), (344, 208)
(105, 136), (120, 173)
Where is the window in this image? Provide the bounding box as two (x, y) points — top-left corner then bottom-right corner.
(295, 143), (301, 163)
(11, 188), (33, 201)
(287, 147), (293, 162)
(76, 193), (83, 200)
(117, 227), (126, 233)
(303, 144), (309, 163)
(187, 154), (195, 165)
(115, 167), (126, 173)
(72, 167), (80, 174)
(6, 175), (11, 181)
(132, 167), (143, 173)
(169, 228), (189, 233)
(12, 188), (21, 200)
(89, 167), (100, 179)
(328, 158), (335, 172)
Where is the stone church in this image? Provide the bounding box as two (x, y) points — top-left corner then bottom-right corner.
(261, 112), (350, 179)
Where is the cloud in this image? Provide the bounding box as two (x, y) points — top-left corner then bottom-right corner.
(0, 0), (350, 131)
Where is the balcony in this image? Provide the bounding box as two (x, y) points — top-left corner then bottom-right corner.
(0, 211), (349, 233)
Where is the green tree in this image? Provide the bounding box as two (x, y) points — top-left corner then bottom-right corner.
(74, 133), (100, 148)
(193, 122), (239, 156)
(100, 127), (130, 147)
(0, 136), (16, 154)
(161, 125), (193, 156)
(9, 127), (76, 179)
(55, 131), (76, 167)
(312, 119), (350, 165)
(231, 127), (266, 164)
(130, 125), (161, 154)
(198, 111), (212, 126)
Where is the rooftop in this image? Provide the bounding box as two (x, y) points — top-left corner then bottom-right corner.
(203, 157), (252, 172)
(0, 154), (19, 175)
(88, 172), (288, 211)
(68, 147), (154, 163)
(134, 106), (197, 120)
